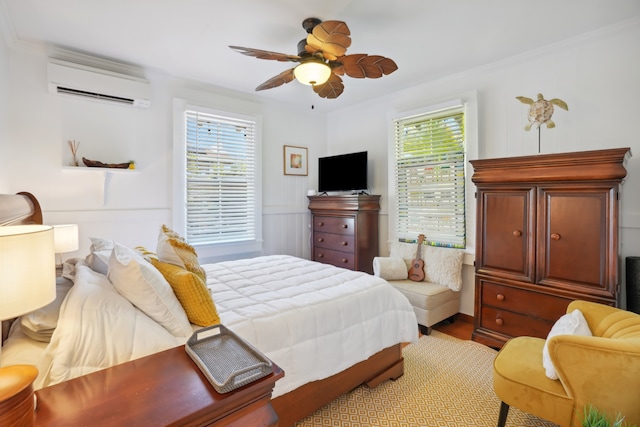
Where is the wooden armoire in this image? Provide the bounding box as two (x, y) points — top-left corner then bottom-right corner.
(470, 148), (630, 348)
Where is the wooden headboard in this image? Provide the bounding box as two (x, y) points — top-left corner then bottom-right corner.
(0, 192), (43, 226)
(0, 192), (43, 343)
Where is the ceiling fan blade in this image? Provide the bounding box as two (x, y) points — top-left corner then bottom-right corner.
(306, 20), (351, 61)
(313, 73), (344, 99)
(336, 54), (398, 78)
(229, 46), (300, 62)
(255, 68), (296, 91)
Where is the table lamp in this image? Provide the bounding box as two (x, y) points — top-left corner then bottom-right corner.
(53, 224), (79, 269)
(0, 225), (56, 426)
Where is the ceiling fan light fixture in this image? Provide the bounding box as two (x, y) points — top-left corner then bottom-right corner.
(294, 60), (331, 86)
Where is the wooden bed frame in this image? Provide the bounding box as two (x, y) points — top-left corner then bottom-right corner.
(0, 192), (405, 426)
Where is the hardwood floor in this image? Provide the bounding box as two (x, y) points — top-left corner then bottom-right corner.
(431, 314), (473, 340)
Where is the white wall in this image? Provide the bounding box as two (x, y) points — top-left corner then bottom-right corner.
(326, 19), (640, 315)
(1, 46), (326, 261)
(0, 28), (9, 193)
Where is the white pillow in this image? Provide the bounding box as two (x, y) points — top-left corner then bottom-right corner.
(85, 237), (115, 275)
(422, 245), (464, 291)
(542, 309), (592, 380)
(108, 243), (192, 337)
(373, 257), (408, 280)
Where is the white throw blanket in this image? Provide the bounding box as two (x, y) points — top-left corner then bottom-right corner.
(32, 255), (418, 398)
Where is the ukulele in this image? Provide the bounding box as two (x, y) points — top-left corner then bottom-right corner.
(408, 234), (426, 282)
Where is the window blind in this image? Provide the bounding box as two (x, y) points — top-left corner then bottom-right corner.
(393, 108), (466, 248)
(185, 110), (257, 245)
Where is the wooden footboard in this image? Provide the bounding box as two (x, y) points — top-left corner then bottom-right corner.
(271, 343), (404, 427)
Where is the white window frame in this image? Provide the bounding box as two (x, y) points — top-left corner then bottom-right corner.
(173, 99), (262, 260)
(388, 91), (478, 253)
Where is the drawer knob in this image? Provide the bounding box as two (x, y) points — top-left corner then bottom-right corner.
(341, 241), (348, 246)
(496, 294), (505, 302)
(551, 233), (561, 241)
(318, 222), (324, 226)
(341, 258), (348, 263)
(318, 253), (324, 258)
(318, 238), (324, 242)
(342, 224), (348, 229)
(512, 230), (522, 237)
(495, 318), (504, 326)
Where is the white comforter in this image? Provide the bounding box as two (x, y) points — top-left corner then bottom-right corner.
(32, 255), (418, 397)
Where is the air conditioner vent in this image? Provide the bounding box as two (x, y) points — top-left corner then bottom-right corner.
(56, 86), (135, 105)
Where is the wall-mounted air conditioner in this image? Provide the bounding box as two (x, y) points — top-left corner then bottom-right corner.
(47, 59), (151, 108)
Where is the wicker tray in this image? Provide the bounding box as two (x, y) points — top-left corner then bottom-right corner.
(185, 324), (273, 394)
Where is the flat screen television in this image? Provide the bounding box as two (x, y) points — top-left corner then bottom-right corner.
(318, 151), (368, 193)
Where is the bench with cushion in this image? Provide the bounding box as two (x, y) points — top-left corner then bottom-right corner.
(374, 242), (464, 335)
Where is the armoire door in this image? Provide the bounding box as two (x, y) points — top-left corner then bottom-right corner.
(476, 186), (536, 283)
(536, 184), (618, 302)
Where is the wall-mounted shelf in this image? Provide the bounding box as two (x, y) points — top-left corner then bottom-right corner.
(62, 166), (139, 173)
(61, 166), (140, 205)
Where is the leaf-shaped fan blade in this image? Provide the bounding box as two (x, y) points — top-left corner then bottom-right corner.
(255, 68), (296, 91)
(337, 54), (398, 79)
(229, 46), (300, 63)
(306, 21), (351, 61)
(313, 73), (344, 99)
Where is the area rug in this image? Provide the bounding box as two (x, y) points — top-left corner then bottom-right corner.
(295, 330), (558, 427)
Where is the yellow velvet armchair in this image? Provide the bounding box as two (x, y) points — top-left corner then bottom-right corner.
(493, 300), (640, 427)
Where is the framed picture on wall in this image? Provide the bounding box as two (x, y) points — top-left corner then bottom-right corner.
(283, 145), (308, 176)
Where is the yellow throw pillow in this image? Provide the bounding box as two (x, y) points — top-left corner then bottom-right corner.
(150, 258), (220, 327)
(156, 225), (206, 282)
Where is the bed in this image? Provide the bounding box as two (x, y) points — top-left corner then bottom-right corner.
(0, 192), (419, 426)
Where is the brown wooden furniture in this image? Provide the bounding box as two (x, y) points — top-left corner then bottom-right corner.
(308, 195), (380, 274)
(271, 343), (403, 426)
(34, 346), (284, 427)
(470, 148), (630, 348)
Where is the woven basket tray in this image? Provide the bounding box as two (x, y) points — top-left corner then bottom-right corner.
(185, 324), (273, 394)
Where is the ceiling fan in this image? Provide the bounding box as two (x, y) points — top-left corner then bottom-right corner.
(229, 18), (398, 99)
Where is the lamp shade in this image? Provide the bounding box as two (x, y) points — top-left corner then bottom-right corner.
(0, 225), (56, 320)
(294, 61), (332, 86)
(53, 224), (79, 254)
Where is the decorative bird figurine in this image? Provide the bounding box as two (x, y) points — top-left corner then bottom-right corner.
(516, 93), (568, 131)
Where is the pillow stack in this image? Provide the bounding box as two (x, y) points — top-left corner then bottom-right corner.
(79, 226), (220, 336)
(388, 241), (465, 291)
(151, 225), (220, 327)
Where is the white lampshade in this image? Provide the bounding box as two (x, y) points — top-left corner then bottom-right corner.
(0, 225), (56, 320)
(53, 224), (79, 254)
(294, 61), (331, 86)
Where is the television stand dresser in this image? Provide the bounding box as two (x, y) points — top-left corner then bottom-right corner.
(470, 148), (630, 348)
(308, 194), (380, 274)
(34, 345), (284, 426)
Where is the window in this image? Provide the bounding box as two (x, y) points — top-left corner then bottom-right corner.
(176, 105), (261, 257)
(391, 104), (466, 248)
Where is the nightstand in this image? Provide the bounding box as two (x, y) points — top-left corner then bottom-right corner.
(34, 345), (284, 426)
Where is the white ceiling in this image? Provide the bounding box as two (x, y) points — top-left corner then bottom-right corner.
(2, 0), (640, 111)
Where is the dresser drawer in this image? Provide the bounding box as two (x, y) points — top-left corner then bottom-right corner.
(480, 280), (570, 323)
(313, 247), (355, 270)
(313, 231), (354, 251)
(313, 216), (355, 235)
(479, 306), (555, 339)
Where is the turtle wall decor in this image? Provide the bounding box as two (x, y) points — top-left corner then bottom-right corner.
(516, 93), (569, 152)
(516, 93), (569, 131)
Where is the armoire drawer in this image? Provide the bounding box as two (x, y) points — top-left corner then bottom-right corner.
(479, 306), (555, 339)
(313, 247), (355, 270)
(313, 216), (355, 235)
(313, 231), (354, 251)
(479, 279), (571, 323)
